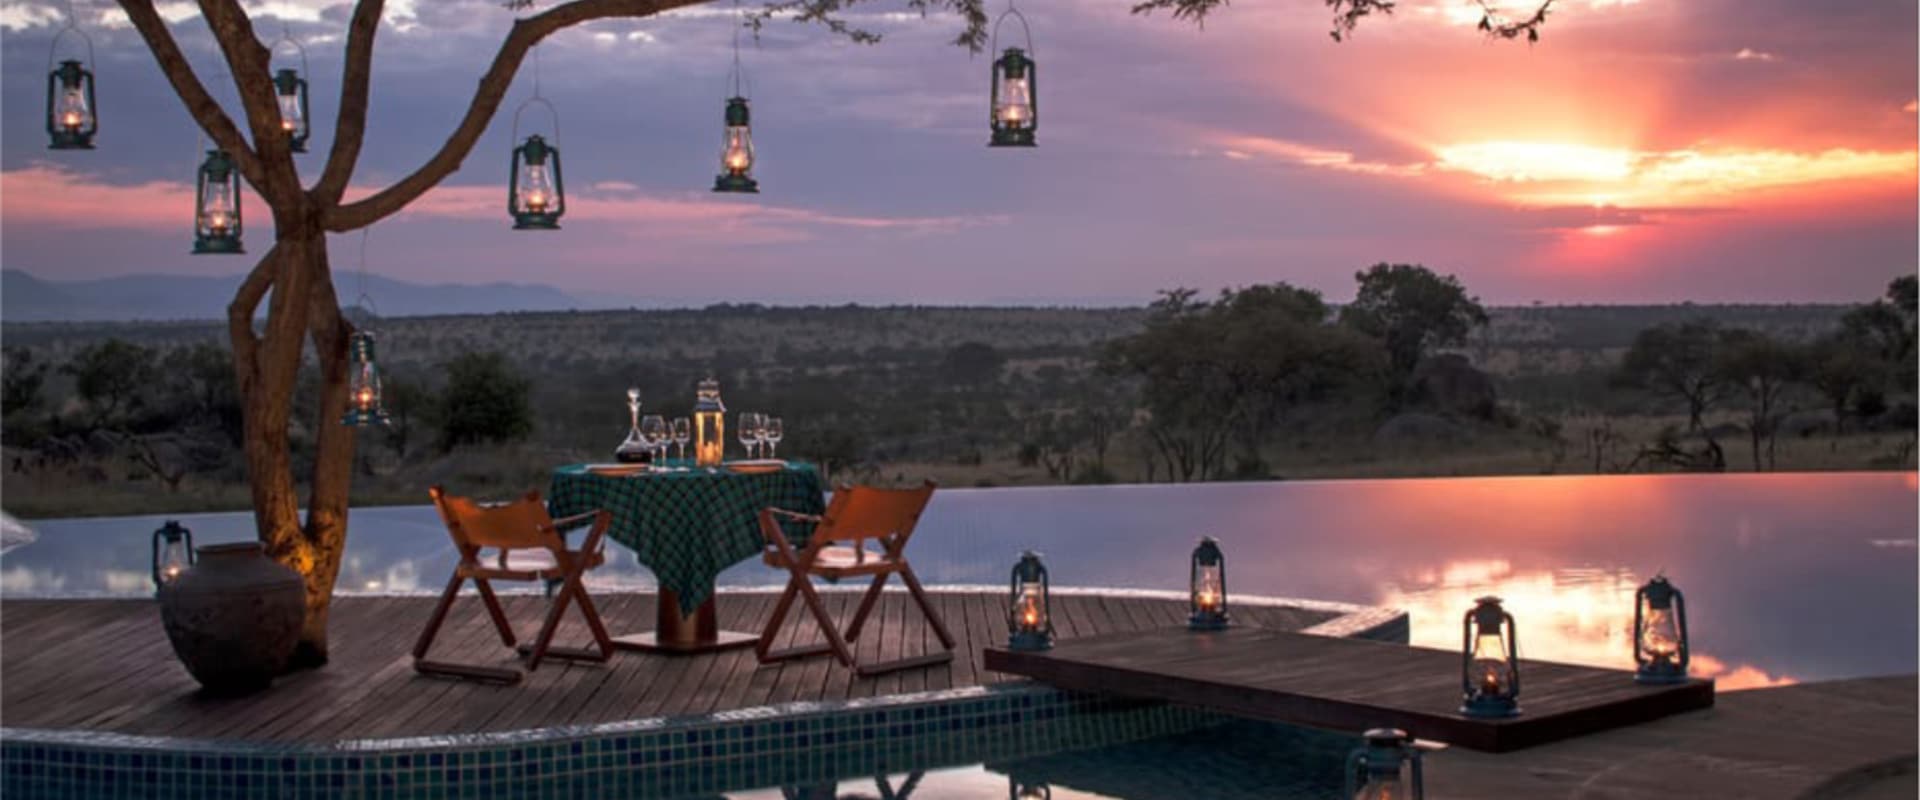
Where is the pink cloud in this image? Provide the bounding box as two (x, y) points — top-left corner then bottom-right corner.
(3, 164), (1005, 247)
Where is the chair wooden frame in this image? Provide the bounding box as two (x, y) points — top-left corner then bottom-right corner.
(415, 486), (615, 685)
(755, 480), (954, 677)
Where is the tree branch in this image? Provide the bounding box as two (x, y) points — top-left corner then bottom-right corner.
(196, 0), (302, 204)
(313, 0), (386, 204)
(326, 0), (712, 231)
(114, 1), (265, 188)
(1476, 0), (1554, 42)
(227, 243), (280, 401)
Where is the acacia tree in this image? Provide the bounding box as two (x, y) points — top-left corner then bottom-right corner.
(105, 0), (1557, 669)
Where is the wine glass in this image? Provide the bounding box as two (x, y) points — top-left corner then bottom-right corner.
(752, 414), (775, 458)
(671, 417), (691, 464)
(641, 415), (667, 464)
(738, 412), (760, 459)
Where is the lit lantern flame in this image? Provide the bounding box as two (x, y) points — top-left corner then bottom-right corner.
(520, 164), (554, 213)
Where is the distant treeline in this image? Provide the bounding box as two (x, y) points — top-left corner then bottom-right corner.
(2, 270), (1913, 514)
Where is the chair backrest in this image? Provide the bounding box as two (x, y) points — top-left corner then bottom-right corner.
(429, 485), (564, 555)
(814, 480), (936, 547)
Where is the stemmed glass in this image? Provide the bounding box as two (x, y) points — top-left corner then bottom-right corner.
(641, 415), (668, 465)
(764, 417), (784, 459)
(671, 417), (691, 464)
(737, 412), (761, 459)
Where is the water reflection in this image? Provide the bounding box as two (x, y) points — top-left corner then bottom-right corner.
(4, 473), (1912, 686)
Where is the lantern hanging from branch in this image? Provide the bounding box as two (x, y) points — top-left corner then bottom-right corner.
(151, 520), (195, 590)
(192, 149), (244, 254)
(693, 375), (727, 468)
(1345, 728), (1424, 800)
(1461, 595), (1521, 718)
(1633, 574), (1690, 684)
(45, 22), (97, 150)
(341, 331), (390, 426)
(270, 29), (311, 153)
(1188, 536), (1229, 630)
(988, 6), (1037, 147)
(1007, 550), (1054, 651)
(712, 96), (759, 193)
(272, 69), (310, 153)
(508, 93), (565, 229)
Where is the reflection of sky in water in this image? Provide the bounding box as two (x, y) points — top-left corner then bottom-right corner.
(4, 473), (1913, 688)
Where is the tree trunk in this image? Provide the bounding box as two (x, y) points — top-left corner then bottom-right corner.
(230, 231), (357, 670)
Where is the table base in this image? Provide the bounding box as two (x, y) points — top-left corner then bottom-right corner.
(611, 586), (760, 655)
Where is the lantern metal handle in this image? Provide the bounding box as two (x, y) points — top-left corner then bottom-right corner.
(46, 18), (94, 74)
(270, 24), (311, 79)
(350, 227), (381, 324)
(511, 96), (562, 148)
(990, 6), (1034, 58)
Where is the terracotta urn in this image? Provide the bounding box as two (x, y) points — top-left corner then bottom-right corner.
(157, 541), (305, 695)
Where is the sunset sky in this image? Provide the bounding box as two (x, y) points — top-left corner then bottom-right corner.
(1, 0), (1914, 306)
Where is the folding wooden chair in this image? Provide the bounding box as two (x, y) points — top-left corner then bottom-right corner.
(756, 480), (954, 677)
(414, 486), (615, 685)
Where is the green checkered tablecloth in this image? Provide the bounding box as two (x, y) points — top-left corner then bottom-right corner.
(548, 462), (826, 615)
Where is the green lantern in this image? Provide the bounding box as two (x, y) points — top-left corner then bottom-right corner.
(1634, 574), (1690, 685)
(1345, 728), (1425, 800)
(47, 58), (97, 150)
(341, 331), (389, 427)
(1461, 595), (1521, 718)
(1007, 550), (1054, 651)
(273, 68), (310, 153)
(988, 9), (1036, 148)
(1188, 536), (1229, 630)
(151, 520), (195, 590)
(713, 97), (759, 193)
(192, 149), (244, 255)
(509, 134), (565, 229)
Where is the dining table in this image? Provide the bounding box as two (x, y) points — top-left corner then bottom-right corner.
(547, 460), (827, 654)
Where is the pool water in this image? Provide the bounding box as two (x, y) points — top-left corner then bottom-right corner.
(5, 473), (1914, 688)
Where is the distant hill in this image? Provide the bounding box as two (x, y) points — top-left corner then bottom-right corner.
(1, 269), (600, 322)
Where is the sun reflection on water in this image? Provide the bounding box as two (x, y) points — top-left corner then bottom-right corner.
(1380, 558), (1796, 691)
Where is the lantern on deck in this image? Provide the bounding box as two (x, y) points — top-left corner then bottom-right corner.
(509, 134), (565, 229)
(1633, 574), (1690, 684)
(46, 59), (97, 150)
(193, 149), (244, 254)
(1188, 536), (1229, 630)
(693, 376), (727, 468)
(712, 97), (759, 193)
(1007, 550), (1054, 651)
(273, 68), (310, 153)
(988, 8), (1036, 148)
(1345, 728), (1424, 800)
(1008, 776), (1052, 799)
(341, 331), (389, 427)
(1461, 595), (1520, 718)
(151, 520), (195, 590)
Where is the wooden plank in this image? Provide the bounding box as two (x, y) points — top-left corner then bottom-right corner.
(984, 625), (1714, 753)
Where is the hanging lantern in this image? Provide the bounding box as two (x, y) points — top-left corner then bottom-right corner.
(693, 375), (727, 468)
(508, 134), (565, 229)
(1460, 595), (1521, 718)
(988, 8), (1037, 148)
(1008, 776), (1051, 799)
(1188, 536), (1229, 630)
(1633, 574), (1690, 685)
(1007, 550), (1054, 651)
(151, 520), (195, 590)
(1345, 728), (1424, 800)
(46, 59), (97, 150)
(192, 149), (244, 254)
(273, 68), (310, 153)
(341, 331), (389, 427)
(712, 97), (759, 193)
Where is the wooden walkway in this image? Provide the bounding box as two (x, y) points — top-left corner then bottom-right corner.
(984, 625), (1715, 752)
(0, 590), (1337, 744)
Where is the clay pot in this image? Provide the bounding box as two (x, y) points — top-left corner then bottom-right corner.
(157, 542), (306, 695)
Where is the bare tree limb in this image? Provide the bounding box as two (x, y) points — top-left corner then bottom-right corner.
(313, 0), (386, 204)
(196, 0), (303, 204)
(114, 1), (266, 188)
(1476, 0), (1554, 42)
(226, 243), (279, 401)
(326, 0), (714, 231)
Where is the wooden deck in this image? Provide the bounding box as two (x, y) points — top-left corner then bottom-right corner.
(984, 624), (1715, 753)
(0, 590), (1338, 743)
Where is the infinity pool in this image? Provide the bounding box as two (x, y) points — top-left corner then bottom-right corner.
(5, 473), (1915, 688)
